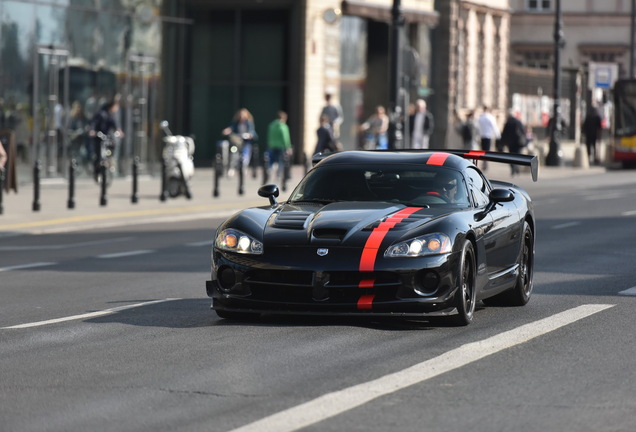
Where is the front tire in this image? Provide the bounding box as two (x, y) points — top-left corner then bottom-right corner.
(449, 240), (477, 326)
(484, 221), (534, 306)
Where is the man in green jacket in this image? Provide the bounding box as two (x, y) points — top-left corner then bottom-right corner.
(266, 111), (292, 184)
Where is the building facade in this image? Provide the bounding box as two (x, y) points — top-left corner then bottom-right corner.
(0, 0), (441, 174)
(508, 0), (634, 140)
(432, 0), (511, 148)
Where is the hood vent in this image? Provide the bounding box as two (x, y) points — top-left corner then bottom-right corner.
(364, 212), (430, 230)
(312, 228), (346, 240)
(273, 211), (313, 229)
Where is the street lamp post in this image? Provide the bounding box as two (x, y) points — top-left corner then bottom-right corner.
(631, 0), (635, 77)
(389, 0), (405, 149)
(546, 0), (564, 166)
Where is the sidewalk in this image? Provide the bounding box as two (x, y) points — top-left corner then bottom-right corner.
(0, 141), (604, 237)
(0, 162), (304, 236)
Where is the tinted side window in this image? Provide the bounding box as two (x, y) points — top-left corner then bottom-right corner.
(466, 167), (490, 207)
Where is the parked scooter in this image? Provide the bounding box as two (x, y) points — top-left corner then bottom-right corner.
(160, 121), (195, 199)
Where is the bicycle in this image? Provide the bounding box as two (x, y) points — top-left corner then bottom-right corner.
(95, 131), (118, 188)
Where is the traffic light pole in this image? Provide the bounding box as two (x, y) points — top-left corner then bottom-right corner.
(546, 0), (564, 166)
(389, 0), (405, 149)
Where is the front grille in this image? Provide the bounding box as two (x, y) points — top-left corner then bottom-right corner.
(243, 269), (401, 303)
(246, 269), (314, 287)
(328, 271), (400, 288)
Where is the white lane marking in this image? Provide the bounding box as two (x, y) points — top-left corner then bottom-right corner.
(0, 237), (134, 252)
(1, 298), (181, 329)
(0, 262), (56, 272)
(551, 221), (580, 230)
(96, 250), (154, 259)
(619, 287), (636, 296)
(585, 193), (625, 201)
(622, 210), (636, 217)
(228, 304), (614, 432)
(186, 240), (213, 247)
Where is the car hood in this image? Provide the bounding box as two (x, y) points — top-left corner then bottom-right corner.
(262, 201), (442, 246)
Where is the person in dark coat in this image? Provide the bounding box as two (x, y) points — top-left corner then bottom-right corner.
(582, 105), (603, 164)
(500, 110), (526, 176)
(88, 100), (123, 181)
(314, 114), (336, 155)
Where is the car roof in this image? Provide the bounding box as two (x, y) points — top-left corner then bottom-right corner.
(314, 150), (473, 172)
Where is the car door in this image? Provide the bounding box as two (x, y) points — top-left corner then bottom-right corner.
(465, 167), (519, 278)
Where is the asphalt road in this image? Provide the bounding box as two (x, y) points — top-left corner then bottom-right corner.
(2, 168), (636, 432)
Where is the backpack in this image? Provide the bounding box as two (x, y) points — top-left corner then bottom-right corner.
(461, 122), (473, 143)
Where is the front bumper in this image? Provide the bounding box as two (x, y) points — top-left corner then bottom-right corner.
(207, 249), (461, 317)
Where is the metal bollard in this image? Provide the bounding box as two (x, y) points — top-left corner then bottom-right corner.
(238, 157), (244, 196)
(176, 160), (192, 199)
(282, 152), (291, 192)
(131, 157), (139, 204)
(67, 159), (76, 209)
(99, 163), (107, 206)
(262, 151), (270, 186)
(32, 160), (41, 212)
(0, 167), (4, 215)
(213, 152), (222, 198)
(159, 157), (167, 202)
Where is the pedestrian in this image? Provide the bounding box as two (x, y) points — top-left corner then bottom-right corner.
(455, 110), (479, 150)
(582, 104), (603, 165)
(320, 93), (343, 139)
(88, 99), (123, 181)
(477, 105), (500, 169)
(266, 110), (292, 182)
(360, 105), (389, 150)
(0, 98), (5, 130)
(500, 109), (527, 176)
(314, 114), (337, 155)
(409, 98), (434, 149)
(67, 101), (90, 170)
(0, 137), (7, 170)
(222, 108), (258, 171)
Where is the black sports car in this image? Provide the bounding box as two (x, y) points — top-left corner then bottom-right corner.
(206, 149), (538, 325)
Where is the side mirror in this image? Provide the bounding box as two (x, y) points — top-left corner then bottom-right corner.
(258, 184), (280, 205)
(489, 188), (514, 203)
(475, 188), (514, 221)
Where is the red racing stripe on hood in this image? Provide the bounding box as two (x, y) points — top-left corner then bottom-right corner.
(356, 207), (422, 310)
(356, 207), (423, 312)
(359, 207), (422, 272)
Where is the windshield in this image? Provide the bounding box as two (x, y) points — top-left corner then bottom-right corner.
(289, 164), (470, 207)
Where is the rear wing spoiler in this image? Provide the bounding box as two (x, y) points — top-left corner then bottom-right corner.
(311, 149), (539, 182)
(436, 149), (539, 182)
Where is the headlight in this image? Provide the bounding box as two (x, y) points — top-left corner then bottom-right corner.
(215, 229), (263, 255)
(384, 233), (451, 257)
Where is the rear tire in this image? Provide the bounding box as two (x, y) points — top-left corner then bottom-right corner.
(449, 240), (476, 326)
